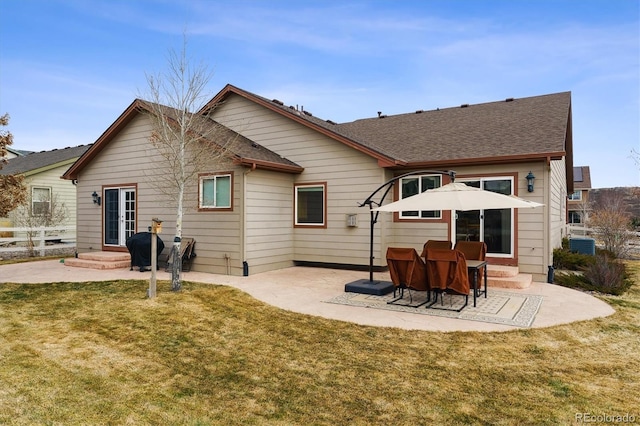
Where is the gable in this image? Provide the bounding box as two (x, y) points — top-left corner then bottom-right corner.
(63, 99), (303, 181)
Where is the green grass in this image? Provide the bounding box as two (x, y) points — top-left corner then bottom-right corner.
(0, 262), (639, 425)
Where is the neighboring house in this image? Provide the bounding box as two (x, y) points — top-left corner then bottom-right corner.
(0, 145), (91, 228)
(2, 147), (28, 160)
(63, 85), (574, 281)
(567, 166), (592, 225)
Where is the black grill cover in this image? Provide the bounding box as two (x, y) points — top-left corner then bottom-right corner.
(126, 232), (165, 269)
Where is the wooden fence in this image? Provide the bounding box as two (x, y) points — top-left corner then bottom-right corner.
(0, 225), (76, 257)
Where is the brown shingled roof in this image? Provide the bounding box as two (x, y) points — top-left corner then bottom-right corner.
(203, 85), (571, 171)
(335, 92), (572, 166)
(0, 144), (91, 176)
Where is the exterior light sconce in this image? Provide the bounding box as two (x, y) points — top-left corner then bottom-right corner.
(526, 171), (535, 193)
(92, 191), (101, 206)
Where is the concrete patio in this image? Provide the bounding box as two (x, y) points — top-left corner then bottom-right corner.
(0, 259), (615, 332)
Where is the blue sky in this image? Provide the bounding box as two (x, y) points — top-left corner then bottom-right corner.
(1, 0), (638, 188)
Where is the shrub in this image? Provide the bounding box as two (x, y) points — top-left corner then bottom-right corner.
(553, 270), (590, 289)
(582, 255), (633, 296)
(553, 247), (595, 270)
(554, 254), (633, 295)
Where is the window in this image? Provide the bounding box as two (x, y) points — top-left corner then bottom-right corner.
(569, 211), (583, 224)
(295, 183), (326, 226)
(568, 190), (582, 201)
(199, 173), (232, 209)
(31, 187), (51, 216)
(399, 174), (442, 218)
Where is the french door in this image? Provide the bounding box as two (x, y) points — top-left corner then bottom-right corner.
(104, 187), (136, 247)
(454, 177), (514, 257)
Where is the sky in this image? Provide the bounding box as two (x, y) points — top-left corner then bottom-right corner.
(1, 0), (638, 188)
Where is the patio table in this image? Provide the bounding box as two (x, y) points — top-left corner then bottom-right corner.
(466, 260), (488, 307)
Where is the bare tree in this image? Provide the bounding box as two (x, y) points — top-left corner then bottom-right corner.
(631, 148), (640, 169)
(0, 113), (27, 217)
(589, 189), (632, 258)
(141, 37), (236, 291)
(13, 190), (68, 256)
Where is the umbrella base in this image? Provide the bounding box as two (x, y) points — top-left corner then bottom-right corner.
(344, 279), (394, 295)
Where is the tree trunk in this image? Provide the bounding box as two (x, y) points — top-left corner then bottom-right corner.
(171, 239), (182, 291)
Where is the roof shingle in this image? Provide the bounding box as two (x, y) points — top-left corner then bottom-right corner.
(0, 145), (91, 175)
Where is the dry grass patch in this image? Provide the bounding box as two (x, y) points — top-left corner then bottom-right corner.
(0, 265), (639, 425)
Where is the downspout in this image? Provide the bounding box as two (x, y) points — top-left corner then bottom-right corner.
(241, 163), (257, 275)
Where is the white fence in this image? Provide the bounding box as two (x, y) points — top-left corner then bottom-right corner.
(0, 225), (76, 257)
(568, 225), (593, 237)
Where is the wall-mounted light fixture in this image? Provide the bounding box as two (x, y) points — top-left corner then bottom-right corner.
(526, 171), (536, 193)
(92, 191), (101, 206)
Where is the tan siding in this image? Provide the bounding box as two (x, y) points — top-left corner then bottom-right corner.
(76, 114), (156, 254)
(75, 113), (245, 275)
(548, 158), (568, 275)
(212, 94), (389, 269)
(244, 170), (295, 274)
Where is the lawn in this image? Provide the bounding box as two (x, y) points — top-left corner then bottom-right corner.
(0, 262), (639, 425)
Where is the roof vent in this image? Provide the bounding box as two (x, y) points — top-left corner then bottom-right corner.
(461, 104), (469, 108)
(505, 97), (514, 102)
(377, 111), (382, 118)
(415, 110), (423, 114)
(326, 119), (336, 125)
(303, 110), (312, 117)
(272, 99), (284, 105)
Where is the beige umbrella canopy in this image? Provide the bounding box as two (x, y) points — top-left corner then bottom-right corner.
(373, 182), (544, 212)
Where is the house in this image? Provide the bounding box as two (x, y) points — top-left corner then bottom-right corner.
(1, 147), (32, 160)
(63, 85), (573, 281)
(567, 166), (592, 225)
(1, 145), (91, 229)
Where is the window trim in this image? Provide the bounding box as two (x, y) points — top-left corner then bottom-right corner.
(31, 186), (52, 217)
(294, 182), (327, 228)
(397, 173), (443, 220)
(198, 172), (234, 211)
(568, 190), (582, 201)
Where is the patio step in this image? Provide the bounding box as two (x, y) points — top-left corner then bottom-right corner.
(486, 265), (532, 289)
(64, 251), (131, 270)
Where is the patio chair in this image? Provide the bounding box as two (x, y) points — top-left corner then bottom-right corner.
(386, 247), (429, 307)
(420, 240), (452, 258)
(424, 248), (469, 311)
(454, 240), (487, 296)
(165, 237), (197, 272)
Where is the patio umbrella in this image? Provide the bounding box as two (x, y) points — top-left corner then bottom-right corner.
(372, 182), (543, 212)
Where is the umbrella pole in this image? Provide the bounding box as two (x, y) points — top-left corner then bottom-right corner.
(368, 208), (376, 283)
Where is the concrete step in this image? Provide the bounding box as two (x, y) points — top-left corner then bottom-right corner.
(484, 265), (532, 289)
(488, 273), (533, 289)
(487, 265), (519, 278)
(78, 252), (130, 262)
(65, 251), (131, 270)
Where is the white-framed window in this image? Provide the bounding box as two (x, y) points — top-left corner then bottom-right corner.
(399, 174), (442, 219)
(31, 187), (51, 216)
(199, 173), (232, 209)
(569, 211), (583, 224)
(295, 183), (326, 227)
(568, 190), (582, 201)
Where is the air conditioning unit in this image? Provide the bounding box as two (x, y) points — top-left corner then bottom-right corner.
(569, 237), (596, 255)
